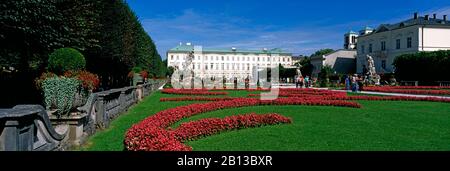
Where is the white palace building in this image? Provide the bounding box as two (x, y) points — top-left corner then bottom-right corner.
(167, 43), (293, 82)
(356, 13), (450, 74)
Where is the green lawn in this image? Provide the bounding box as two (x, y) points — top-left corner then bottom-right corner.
(82, 90), (450, 151)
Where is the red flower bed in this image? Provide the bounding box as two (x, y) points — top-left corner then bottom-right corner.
(249, 89), (347, 98)
(162, 88), (228, 95)
(337, 95), (450, 103)
(209, 88), (271, 91)
(125, 97), (361, 151)
(378, 86), (450, 90)
(363, 87), (450, 95)
(173, 113), (291, 141)
(160, 96), (238, 102)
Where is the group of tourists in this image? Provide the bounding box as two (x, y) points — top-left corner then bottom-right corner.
(345, 74), (364, 92)
(295, 75), (312, 88)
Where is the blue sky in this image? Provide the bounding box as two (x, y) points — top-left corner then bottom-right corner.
(126, 0), (450, 59)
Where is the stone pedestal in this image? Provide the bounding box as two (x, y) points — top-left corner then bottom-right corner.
(49, 112), (88, 146)
(137, 85), (143, 101)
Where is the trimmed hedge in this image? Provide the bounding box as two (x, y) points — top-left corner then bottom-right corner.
(393, 50), (450, 85)
(48, 48), (86, 74)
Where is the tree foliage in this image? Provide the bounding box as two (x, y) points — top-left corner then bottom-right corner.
(47, 48), (86, 74)
(0, 0), (166, 106)
(296, 57), (314, 77)
(311, 49), (334, 57)
(393, 50), (450, 85)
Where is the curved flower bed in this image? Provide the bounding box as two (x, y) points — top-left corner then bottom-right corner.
(125, 98), (360, 151)
(173, 113), (291, 142)
(377, 86), (450, 90)
(209, 88), (271, 91)
(363, 87), (450, 95)
(162, 88), (228, 96)
(160, 96), (238, 102)
(337, 95), (450, 103)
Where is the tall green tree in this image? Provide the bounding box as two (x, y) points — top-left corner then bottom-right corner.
(295, 57), (314, 77)
(0, 0), (165, 106)
(311, 49), (334, 57)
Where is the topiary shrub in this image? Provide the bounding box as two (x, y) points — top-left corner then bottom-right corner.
(42, 77), (80, 116)
(47, 48), (86, 74)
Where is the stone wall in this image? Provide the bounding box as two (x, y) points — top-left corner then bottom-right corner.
(0, 80), (166, 151)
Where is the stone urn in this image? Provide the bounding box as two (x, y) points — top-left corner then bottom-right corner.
(133, 73), (143, 86)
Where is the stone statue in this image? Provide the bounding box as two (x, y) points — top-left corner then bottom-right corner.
(366, 55), (380, 85)
(296, 63), (302, 77)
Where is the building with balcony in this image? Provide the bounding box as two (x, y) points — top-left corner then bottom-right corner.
(167, 43), (293, 82)
(356, 13), (450, 74)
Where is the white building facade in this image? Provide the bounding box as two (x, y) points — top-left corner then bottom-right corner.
(310, 49), (357, 78)
(356, 13), (450, 74)
(167, 43), (293, 82)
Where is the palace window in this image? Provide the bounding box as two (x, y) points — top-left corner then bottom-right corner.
(171, 55), (174, 60)
(222, 56), (224, 60)
(407, 37), (412, 48)
(361, 45), (365, 54)
(396, 39), (401, 49)
(381, 41), (386, 51)
(369, 44), (372, 53)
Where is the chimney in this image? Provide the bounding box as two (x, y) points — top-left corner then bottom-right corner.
(444, 15), (448, 22)
(433, 14), (437, 19)
(424, 15), (429, 20)
(414, 12), (418, 19)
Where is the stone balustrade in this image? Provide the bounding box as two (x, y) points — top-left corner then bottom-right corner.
(0, 80), (166, 151)
(0, 105), (67, 151)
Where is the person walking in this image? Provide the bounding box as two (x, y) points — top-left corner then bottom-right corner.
(351, 75), (358, 92)
(345, 75), (350, 91)
(357, 75), (364, 92)
(300, 76), (304, 88)
(305, 76), (310, 88)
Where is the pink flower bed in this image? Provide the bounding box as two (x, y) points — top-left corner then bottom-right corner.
(125, 97), (360, 151)
(173, 113), (291, 142)
(337, 95), (450, 103)
(161, 88), (228, 96)
(160, 96), (238, 102)
(363, 87), (450, 95)
(379, 86), (450, 90)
